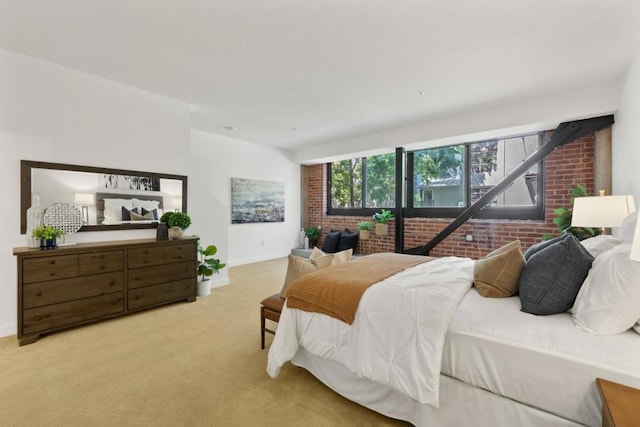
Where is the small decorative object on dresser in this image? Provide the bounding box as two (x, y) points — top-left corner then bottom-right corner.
(31, 226), (64, 249)
(196, 244), (226, 296)
(13, 237), (198, 345)
(304, 226), (320, 249)
(160, 211), (192, 240)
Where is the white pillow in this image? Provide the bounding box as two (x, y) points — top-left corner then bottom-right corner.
(620, 211), (638, 243)
(572, 244), (640, 334)
(580, 235), (623, 258)
(103, 198), (134, 223)
(634, 322), (640, 335)
(131, 198), (160, 211)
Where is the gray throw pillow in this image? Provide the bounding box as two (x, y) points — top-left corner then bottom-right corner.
(519, 234), (594, 315)
(524, 234), (570, 260)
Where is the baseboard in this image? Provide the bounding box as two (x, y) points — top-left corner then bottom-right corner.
(209, 275), (230, 289)
(0, 323), (16, 339)
(229, 252), (288, 267)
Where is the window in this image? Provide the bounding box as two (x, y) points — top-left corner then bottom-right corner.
(328, 153), (395, 213)
(413, 146), (465, 208)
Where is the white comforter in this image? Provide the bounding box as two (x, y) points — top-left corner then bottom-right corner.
(267, 256), (475, 407)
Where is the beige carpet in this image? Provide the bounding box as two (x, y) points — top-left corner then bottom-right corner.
(0, 258), (409, 427)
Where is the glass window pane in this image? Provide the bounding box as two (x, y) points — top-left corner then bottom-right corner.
(470, 135), (540, 206)
(413, 146), (465, 207)
(330, 159), (362, 208)
(365, 153), (395, 208)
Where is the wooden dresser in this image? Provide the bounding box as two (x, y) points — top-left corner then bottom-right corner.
(13, 237), (198, 345)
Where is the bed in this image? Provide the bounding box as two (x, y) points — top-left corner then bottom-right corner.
(95, 192), (164, 225)
(267, 230), (640, 426)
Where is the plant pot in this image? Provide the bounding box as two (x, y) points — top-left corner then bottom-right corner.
(197, 280), (211, 296)
(40, 237), (57, 250)
(375, 223), (388, 236)
(168, 226), (183, 240)
(156, 223), (169, 241)
(359, 230), (369, 240)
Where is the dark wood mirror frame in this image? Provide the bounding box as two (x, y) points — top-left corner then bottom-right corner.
(21, 160), (188, 234)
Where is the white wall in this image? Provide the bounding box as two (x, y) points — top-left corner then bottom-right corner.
(0, 48), (191, 337)
(613, 48), (640, 205)
(190, 130), (301, 267)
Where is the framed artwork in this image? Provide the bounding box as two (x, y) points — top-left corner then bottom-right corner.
(100, 174), (161, 191)
(231, 178), (284, 224)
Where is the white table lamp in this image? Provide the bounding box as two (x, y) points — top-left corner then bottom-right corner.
(571, 194), (635, 234)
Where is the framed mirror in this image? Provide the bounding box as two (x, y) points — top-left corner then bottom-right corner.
(21, 160), (188, 233)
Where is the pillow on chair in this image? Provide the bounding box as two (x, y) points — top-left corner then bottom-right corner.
(281, 254), (333, 295)
(321, 230), (342, 253)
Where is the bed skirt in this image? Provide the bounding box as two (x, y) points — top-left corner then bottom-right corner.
(291, 349), (583, 427)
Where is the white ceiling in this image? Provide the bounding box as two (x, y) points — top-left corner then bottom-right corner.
(1, 0), (639, 152)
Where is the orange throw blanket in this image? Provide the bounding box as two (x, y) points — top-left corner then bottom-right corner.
(285, 253), (432, 324)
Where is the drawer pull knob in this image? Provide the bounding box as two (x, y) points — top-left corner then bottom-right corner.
(35, 291), (43, 296)
(100, 265), (106, 270)
(109, 281), (116, 286)
(178, 255), (183, 259)
(49, 260), (56, 265)
(49, 272), (56, 277)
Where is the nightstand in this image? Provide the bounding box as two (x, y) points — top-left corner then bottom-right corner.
(596, 378), (640, 427)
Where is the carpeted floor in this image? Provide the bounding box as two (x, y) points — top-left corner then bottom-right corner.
(0, 257), (409, 427)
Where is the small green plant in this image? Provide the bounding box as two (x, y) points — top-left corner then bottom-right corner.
(543, 184), (599, 241)
(373, 209), (394, 224)
(304, 226), (321, 240)
(160, 211), (192, 229)
(357, 221), (373, 231)
(197, 244), (226, 281)
(32, 226), (64, 240)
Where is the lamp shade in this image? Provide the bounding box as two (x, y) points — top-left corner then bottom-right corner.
(571, 195), (636, 228)
(74, 193), (95, 205)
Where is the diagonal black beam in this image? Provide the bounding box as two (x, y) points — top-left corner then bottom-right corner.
(404, 115), (615, 256)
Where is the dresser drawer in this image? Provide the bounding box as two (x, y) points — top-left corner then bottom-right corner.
(128, 278), (195, 310)
(23, 272), (124, 309)
(22, 293), (124, 335)
(78, 250), (124, 275)
(164, 243), (196, 262)
(22, 255), (79, 284)
(128, 247), (165, 269)
(128, 261), (196, 289)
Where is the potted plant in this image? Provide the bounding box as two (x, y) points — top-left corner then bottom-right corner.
(357, 221), (373, 240)
(196, 244), (226, 296)
(32, 226), (64, 249)
(160, 212), (192, 240)
(304, 226), (321, 248)
(543, 184), (599, 241)
(373, 209), (394, 236)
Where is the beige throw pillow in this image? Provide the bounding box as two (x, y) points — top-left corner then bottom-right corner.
(309, 247), (352, 265)
(280, 254), (334, 296)
(473, 240), (525, 298)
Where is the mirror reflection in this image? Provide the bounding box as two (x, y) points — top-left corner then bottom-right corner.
(21, 160), (187, 233)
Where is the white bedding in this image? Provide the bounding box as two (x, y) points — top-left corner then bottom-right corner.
(444, 288), (640, 426)
(267, 256), (475, 407)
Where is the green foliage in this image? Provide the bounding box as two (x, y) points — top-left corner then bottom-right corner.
(32, 226), (64, 239)
(364, 153), (395, 208)
(357, 221), (373, 230)
(197, 244), (226, 282)
(544, 184), (599, 241)
(304, 226), (321, 240)
(373, 209), (394, 224)
(331, 158), (362, 208)
(160, 212), (192, 229)
(414, 146), (464, 185)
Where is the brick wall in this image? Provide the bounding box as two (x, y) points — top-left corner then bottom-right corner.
(303, 133), (596, 259)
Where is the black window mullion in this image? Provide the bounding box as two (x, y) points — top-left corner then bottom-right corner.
(464, 144), (471, 208)
(361, 157), (367, 209)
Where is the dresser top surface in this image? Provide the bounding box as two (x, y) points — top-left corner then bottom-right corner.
(13, 237), (199, 257)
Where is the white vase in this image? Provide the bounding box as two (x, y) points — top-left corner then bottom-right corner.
(168, 226), (183, 240)
(197, 280), (211, 296)
(26, 193), (42, 248)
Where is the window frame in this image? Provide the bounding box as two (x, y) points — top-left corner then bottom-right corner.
(326, 132), (545, 220)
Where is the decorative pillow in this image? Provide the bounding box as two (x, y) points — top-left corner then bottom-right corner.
(132, 198), (160, 212)
(121, 206), (140, 221)
(620, 211), (638, 243)
(321, 230), (342, 253)
(572, 244), (640, 334)
(580, 235), (623, 258)
(473, 240), (525, 298)
(141, 207), (159, 220)
(524, 234), (569, 261)
(280, 254), (334, 296)
(337, 229), (359, 252)
(308, 247), (326, 260)
(104, 198), (135, 223)
(519, 234), (594, 315)
(130, 210), (156, 221)
(332, 248), (353, 265)
(634, 322), (640, 335)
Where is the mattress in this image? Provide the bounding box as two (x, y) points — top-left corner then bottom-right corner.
(443, 288), (640, 426)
